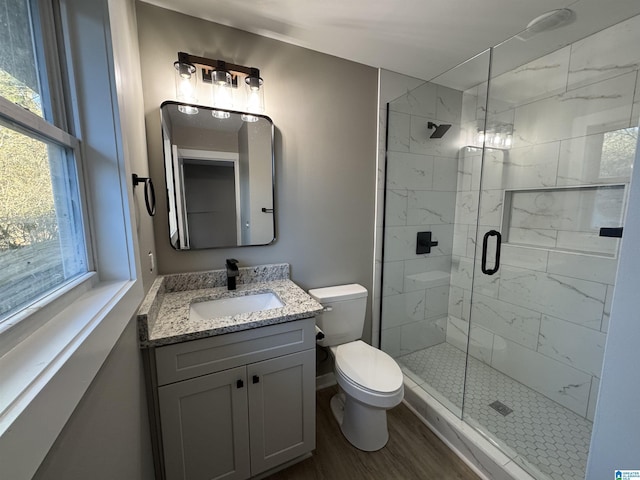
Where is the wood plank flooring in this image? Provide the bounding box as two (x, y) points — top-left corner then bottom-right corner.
(264, 386), (481, 480)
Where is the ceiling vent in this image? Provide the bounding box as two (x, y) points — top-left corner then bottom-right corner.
(516, 8), (576, 41)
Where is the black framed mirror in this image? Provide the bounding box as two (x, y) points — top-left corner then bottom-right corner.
(160, 101), (275, 249)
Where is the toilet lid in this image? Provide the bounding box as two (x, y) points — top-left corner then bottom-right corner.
(334, 341), (403, 393)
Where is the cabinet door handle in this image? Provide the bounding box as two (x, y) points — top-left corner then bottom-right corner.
(236, 379), (244, 389)
(252, 375), (260, 384)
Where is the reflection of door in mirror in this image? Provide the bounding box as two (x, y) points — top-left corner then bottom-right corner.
(163, 136), (180, 246)
(178, 149), (240, 249)
(238, 122), (272, 245)
(161, 102), (275, 249)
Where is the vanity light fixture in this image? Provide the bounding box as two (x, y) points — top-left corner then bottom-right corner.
(174, 52), (265, 120)
(174, 60), (198, 114)
(476, 121), (514, 149)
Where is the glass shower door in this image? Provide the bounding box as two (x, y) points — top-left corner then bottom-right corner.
(463, 17), (639, 480)
(380, 50), (491, 418)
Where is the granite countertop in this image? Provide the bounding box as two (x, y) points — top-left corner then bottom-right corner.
(137, 264), (323, 348)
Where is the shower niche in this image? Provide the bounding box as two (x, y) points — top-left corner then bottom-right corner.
(501, 184), (626, 257)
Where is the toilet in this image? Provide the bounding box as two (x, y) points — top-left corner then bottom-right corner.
(309, 284), (404, 451)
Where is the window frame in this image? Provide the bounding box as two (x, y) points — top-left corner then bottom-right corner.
(0, 0), (146, 477)
(0, 95), (78, 150)
(0, 0), (95, 328)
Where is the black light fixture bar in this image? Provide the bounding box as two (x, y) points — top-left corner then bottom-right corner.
(177, 51), (261, 87)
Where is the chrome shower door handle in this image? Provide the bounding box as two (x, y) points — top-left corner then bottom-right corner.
(481, 230), (502, 276)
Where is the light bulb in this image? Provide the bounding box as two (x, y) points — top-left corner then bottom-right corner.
(178, 77), (194, 99)
(485, 132), (494, 146)
(212, 82), (233, 110)
(505, 135), (513, 148)
(212, 110), (231, 119)
(178, 105), (198, 115)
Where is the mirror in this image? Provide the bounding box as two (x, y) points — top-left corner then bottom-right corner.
(160, 101), (275, 249)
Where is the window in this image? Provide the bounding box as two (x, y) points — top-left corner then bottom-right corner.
(0, 1), (145, 477)
(0, 0), (88, 322)
(0, 0), (44, 118)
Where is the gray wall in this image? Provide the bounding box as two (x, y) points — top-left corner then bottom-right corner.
(173, 125), (239, 152)
(32, 319), (155, 480)
(137, 2), (379, 340)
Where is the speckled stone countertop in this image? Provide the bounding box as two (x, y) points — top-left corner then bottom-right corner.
(137, 263), (323, 348)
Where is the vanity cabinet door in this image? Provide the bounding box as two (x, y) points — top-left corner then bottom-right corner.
(247, 349), (316, 475)
(158, 366), (250, 480)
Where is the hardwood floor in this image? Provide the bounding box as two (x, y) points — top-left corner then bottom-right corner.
(264, 386), (481, 480)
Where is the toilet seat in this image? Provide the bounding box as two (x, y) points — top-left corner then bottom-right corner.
(331, 341), (404, 408)
(333, 341), (403, 393)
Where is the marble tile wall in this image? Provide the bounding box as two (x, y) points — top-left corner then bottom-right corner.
(447, 14), (640, 419)
(373, 70), (424, 348)
(504, 185), (626, 256)
(380, 79), (461, 358)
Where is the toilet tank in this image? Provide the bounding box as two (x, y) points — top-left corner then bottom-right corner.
(308, 284), (367, 347)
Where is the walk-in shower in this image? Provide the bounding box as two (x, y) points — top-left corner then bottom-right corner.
(380, 10), (640, 480)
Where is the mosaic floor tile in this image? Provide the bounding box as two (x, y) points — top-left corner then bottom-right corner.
(398, 343), (592, 480)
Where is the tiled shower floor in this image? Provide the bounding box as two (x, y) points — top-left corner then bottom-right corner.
(398, 343), (592, 480)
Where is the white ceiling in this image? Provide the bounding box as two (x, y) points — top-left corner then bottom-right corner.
(141, 0), (640, 82)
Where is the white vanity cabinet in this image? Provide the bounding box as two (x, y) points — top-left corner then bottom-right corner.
(151, 317), (316, 480)
(158, 366), (251, 480)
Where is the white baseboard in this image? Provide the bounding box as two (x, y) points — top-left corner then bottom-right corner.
(316, 372), (336, 390)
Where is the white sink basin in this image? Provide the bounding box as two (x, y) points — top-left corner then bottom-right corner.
(190, 292), (284, 321)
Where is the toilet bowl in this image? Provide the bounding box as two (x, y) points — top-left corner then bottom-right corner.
(308, 284), (404, 451)
(329, 341), (404, 451)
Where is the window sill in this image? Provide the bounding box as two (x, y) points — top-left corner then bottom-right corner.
(0, 278), (143, 480)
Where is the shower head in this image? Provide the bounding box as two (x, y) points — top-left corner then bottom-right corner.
(427, 122), (452, 139)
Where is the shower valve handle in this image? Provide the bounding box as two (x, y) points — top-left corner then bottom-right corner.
(416, 231), (439, 254)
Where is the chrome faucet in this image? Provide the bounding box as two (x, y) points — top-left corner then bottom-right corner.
(226, 258), (239, 290)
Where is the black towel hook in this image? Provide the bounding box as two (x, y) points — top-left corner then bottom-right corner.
(132, 174), (156, 216)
